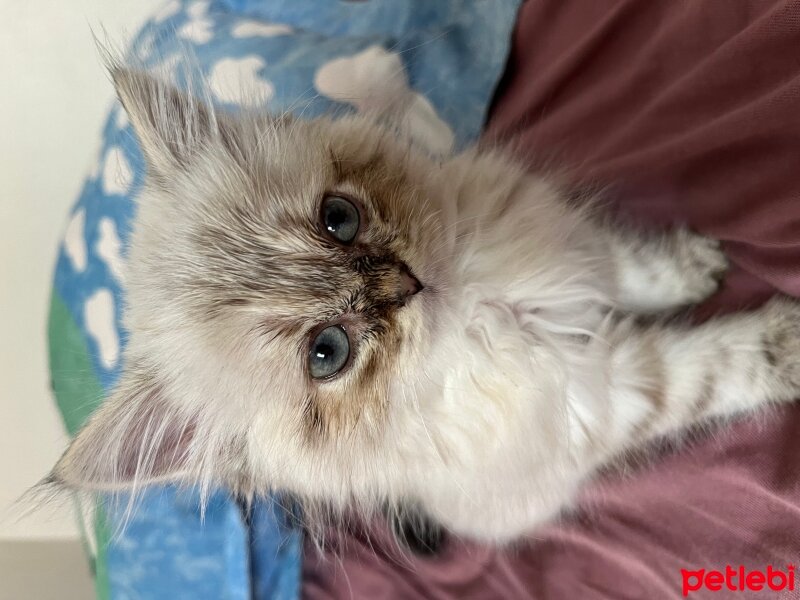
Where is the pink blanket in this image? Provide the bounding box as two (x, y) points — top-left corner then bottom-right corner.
(303, 2), (800, 597)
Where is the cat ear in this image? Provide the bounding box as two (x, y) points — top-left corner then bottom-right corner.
(51, 364), (196, 492)
(111, 67), (221, 176)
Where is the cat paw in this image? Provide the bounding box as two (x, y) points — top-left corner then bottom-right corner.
(671, 230), (728, 304)
(762, 297), (800, 390)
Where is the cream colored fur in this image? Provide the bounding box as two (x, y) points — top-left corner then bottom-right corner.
(50, 64), (800, 544)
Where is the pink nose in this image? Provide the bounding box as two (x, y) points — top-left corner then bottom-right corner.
(399, 264), (424, 299)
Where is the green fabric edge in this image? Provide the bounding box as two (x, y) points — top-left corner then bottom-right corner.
(48, 290), (111, 600)
(93, 505), (112, 600)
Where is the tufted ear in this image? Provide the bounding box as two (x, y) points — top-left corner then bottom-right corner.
(111, 67), (223, 177)
(51, 363), (196, 492)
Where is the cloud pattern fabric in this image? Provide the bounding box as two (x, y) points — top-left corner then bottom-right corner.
(49, 0), (521, 597)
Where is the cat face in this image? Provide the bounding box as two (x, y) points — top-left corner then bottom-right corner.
(52, 67), (457, 503)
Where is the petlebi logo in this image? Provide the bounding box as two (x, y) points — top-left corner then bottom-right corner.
(681, 565), (796, 596)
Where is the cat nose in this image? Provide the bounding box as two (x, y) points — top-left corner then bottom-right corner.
(399, 264), (424, 299)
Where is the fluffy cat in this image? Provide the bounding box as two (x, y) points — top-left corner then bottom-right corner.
(50, 64), (800, 543)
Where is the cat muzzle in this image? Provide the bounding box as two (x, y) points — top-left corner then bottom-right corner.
(399, 264), (424, 300)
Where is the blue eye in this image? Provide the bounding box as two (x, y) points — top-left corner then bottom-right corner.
(322, 195), (360, 243)
(309, 325), (351, 379)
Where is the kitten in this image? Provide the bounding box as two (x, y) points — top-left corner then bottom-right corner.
(50, 64), (800, 543)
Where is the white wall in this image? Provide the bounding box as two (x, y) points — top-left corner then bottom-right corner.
(0, 0), (162, 540)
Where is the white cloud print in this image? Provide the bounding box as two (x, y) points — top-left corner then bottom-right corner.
(209, 56), (274, 105)
(314, 46), (454, 156)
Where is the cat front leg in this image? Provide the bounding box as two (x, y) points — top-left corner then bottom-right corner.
(596, 297), (800, 456)
(605, 227), (728, 314)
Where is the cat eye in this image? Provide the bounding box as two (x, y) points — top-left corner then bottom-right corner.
(308, 325), (351, 379)
(321, 195), (360, 244)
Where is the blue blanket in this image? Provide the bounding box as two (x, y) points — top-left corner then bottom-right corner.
(50, 1), (521, 597)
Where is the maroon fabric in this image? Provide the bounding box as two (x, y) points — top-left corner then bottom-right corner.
(302, 2), (800, 598)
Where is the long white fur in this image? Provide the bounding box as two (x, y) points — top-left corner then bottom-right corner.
(48, 56), (800, 545)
